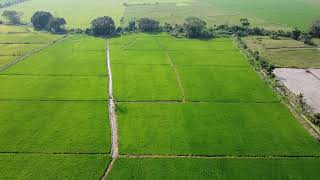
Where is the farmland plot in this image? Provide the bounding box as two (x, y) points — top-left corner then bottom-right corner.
(117, 102), (320, 156)
(0, 29), (61, 68)
(178, 66), (278, 102)
(112, 64), (181, 101)
(0, 35), (110, 179)
(106, 33), (320, 179)
(109, 157), (320, 180)
(3, 51), (107, 75)
(243, 36), (320, 68)
(0, 154), (109, 180)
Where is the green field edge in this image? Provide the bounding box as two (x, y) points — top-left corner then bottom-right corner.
(0, 35), (69, 72)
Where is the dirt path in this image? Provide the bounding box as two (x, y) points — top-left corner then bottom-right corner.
(101, 42), (119, 180)
(165, 52), (186, 102)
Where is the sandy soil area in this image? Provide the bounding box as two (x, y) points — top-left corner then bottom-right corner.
(273, 68), (320, 113)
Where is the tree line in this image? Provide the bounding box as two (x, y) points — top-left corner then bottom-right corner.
(1, 9), (320, 41)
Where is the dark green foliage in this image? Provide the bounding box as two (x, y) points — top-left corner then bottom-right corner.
(90, 16), (116, 36)
(312, 113), (320, 126)
(31, 11), (53, 30)
(310, 20), (320, 38)
(183, 17), (207, 38)
(2, 10), (21, 24)
(127, 20), (137, 31)
(291, 28), (301, 40)
(137, 18), (159, 32)
(48, 17), (66, 33)
(163, 22), (173, 32)
(300, 33), (313, 45)
(240, 18), (250, 27)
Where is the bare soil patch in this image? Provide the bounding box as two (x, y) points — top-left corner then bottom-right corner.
(273, 68), (320, 113)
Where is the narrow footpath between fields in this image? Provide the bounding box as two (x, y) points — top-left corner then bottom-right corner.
(101, 42), (119, 180)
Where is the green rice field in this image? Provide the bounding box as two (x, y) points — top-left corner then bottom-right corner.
(109, 158), (320, 180)
(107, 33), (320, 179)
(0, 35), (110, 179)
(0, 27), (61, 69)
(1, 0), (320, 179)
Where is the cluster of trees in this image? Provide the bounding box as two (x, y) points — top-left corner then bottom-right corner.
(0, 0), (27, 8)
(31, 11), (66, 33)
(123, 17), (214, 39)
(86, 16), (161, 37)
(289, 21), (320, 45)
(1, 10), (22, 24)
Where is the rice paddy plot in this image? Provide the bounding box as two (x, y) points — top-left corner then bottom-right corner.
(266, 49), (320, 68)
(168, 50), (249, 66)
(0, 101), (109, 153)
(123, 37), (162, 51)
(158, 37), (238, 51)
(111, 49), (169, 65)
(0, 75), (107, 100)
(109, 157), (320, 180)
(0, 154), (109, 180)
(0, 33), (60, 44)
(47, 35), (106, 51)
(0, 44), (43, 56)
(112, 64), (181, 101)
(178, 66), (278, 102)
(0, 56), (14, 67)
(0, 25), (31, 33)
(243, 36), (320, 68)
(3, 50), (107, 75)
(117, 102), (320, 156)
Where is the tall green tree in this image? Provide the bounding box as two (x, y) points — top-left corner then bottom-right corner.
(240, 18), (250, 27)
(138, 18), (159, 32)
(310, 20), (320, 38)
(183, 17), (207, 38)
(2, 10), (21, 24)
(48, 17), (66, 33)
(31, 11), (53, 30)
(291, 28), (301, 40)
(127, 20), (137, 31)
(91, 16), (116, 36)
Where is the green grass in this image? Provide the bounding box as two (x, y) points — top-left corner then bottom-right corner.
(0, 25), (32, 33)
(0, 154), (109, 180)
(168, 51), (249, 66)
(243, 36), (320, 68)
(124, 37), (162, 51)
(48, 35), (106, 51)
(266, 49), (320, 68)
(3, 51), (107, 75)
(0, 0), (124, 28)
(111, 49), (169, 65)
(178, 66), (278, 102)
(117, 102), (320, 156)
(158, 37), (238, 51)
(0, 56), (14, 67)
(0, 44), (43, 56)
(0, 101), (109, 153)
(113, 64), (181, 101)
(243, 36), (310, 50)
(109, 157), (320, 180)
(0, 31), (109, 179)
(0, 75), (107, 100)
(0, 33), (60, 44)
